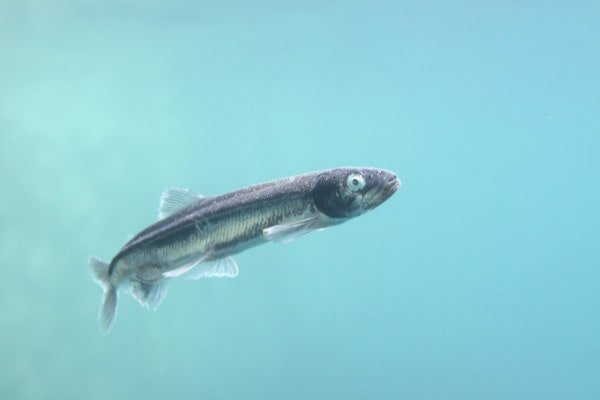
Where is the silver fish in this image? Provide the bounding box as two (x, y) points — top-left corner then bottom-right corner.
(90, 167), (400, 332)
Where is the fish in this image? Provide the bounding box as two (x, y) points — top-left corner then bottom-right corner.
(90, 167), (400, 333)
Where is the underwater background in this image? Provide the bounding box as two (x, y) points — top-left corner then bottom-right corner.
(1, 1), (599, 399)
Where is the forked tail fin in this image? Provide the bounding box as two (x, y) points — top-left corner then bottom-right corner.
(89, 257), (117, 333)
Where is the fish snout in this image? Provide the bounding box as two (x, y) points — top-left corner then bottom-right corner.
(363, 169), (400, 210)
(384, 172), (401, 193)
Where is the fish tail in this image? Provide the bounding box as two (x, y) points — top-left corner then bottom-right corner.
(89, 256), (118, 333)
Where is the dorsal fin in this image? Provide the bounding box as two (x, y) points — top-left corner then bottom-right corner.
(158, 188), (205, 219)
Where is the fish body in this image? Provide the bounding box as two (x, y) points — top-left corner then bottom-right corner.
(90, 167), (400, 332)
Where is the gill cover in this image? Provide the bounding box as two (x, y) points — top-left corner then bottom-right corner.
(312, 172), (363, 218)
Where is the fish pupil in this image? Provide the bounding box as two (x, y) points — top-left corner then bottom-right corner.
(352, 178), (359, 186)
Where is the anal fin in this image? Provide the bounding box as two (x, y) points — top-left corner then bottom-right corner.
(130, 280), (168, 311)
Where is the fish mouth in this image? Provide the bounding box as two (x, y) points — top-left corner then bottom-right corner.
(364, 174), (400, 210)
(384, 174), (401, 193)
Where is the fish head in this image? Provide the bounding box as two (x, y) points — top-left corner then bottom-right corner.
(312, 167), (400, 219)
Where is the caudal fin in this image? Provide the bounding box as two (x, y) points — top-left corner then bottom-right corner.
(89, 256), (118, 333)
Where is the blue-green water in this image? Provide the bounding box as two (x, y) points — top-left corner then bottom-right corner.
(2, 2), (599, 399)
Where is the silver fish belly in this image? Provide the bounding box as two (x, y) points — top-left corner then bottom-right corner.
(89, 167), (400, 333)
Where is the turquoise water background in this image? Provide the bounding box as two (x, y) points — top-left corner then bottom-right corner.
(2, 1), (599, 399)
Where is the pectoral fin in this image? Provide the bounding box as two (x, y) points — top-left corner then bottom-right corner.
(162, 255), (208, 278)
(263, 217), (320, 243)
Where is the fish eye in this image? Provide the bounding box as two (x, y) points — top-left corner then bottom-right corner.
(346, 173), (366, 192)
